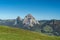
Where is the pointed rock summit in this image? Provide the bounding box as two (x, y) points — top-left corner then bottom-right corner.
(16, 16), (22, 24)
(23, 14), (39, 27)
(14, 16), (22, 25)
(25, 14), (34, 18)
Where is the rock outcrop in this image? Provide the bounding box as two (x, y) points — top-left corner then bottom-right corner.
(13, 16), (22, 25)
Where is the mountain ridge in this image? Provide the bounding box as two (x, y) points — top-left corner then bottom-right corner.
(0, 14), (60, 36)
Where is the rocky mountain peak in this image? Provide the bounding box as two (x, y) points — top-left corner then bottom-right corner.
(23, 14), (39, 27)
(16, 16), (22, 21)
(25, 14), (34, 18)
(13, 16), (22, 25)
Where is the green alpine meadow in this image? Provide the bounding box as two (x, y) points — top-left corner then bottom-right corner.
(0, 25), (60, 40)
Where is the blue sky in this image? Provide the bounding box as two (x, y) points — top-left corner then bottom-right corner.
(0, 0), (60, 20)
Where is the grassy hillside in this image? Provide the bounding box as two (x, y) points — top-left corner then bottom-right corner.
(0, 25), (60, 40)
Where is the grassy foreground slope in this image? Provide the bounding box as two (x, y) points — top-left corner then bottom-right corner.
(0, 25), (60, 40)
